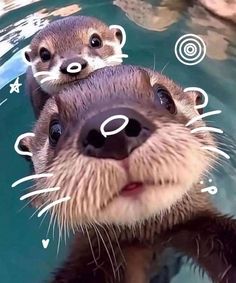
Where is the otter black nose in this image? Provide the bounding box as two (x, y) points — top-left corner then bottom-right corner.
(60, 57), (87, 75)
(79, 107), (155, 160)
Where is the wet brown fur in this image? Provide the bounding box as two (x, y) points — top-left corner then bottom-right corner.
(26, 16), (123, 117)
(21, 65), (236, 283)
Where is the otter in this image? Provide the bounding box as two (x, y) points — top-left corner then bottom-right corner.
(20, 65), (236, 283)
(24, 15), (125, 118)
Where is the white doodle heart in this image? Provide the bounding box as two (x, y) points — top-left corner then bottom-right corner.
(42, 239), (50, 249)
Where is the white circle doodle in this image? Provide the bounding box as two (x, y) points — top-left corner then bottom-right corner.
(174, 34), (206, 66)
(100, 115), (129, 138)
(14, 132), (35, 157)
(66, 62), (82, 73)
(109, 25), (127, 48)
(184, 87), (208, 110)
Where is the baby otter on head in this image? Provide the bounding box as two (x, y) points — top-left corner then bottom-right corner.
(21, 65), (236, 283)
(24, 15), (125, 117)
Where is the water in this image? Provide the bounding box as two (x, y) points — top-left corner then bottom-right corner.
(0, 0), (236, 282)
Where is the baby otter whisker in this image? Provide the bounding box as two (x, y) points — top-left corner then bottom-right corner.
(37, 196), (71, 218)
(191, 127), (223, 134)
(20, 187), (60, 200)
(40, 74), (60, 84)
(186, 110), (222, 127)
(201, 146), (230, 160)
(11, 173), (53, 188)
(34, 71), (53, 77)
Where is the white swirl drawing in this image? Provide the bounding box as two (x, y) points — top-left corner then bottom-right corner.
(174, 34), (206, 66)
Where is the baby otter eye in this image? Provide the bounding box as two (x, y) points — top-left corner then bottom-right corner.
(39, 47), (51, 62)
(153, 84), (176, 114)
(49, 120), (62, 146)
(89, 34), (103, 48)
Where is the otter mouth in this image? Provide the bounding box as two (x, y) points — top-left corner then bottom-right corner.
(120, 182), (144, 197)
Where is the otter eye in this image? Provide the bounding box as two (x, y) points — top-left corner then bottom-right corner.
(89, 34), (103, 48)
(39, 47), (51, 62)
(153, 85), (176, 114)
(49, 120), (62, 146)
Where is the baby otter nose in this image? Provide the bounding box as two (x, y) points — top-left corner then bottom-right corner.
(79, 107), (155, 160)
(60, 58), (87, 75)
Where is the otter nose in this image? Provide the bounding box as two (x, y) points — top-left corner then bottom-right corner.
(79, 107), (155, 160)
(60, 58), (87, 75)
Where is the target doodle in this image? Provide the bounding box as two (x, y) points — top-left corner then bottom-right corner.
(174, 34), (206, 66)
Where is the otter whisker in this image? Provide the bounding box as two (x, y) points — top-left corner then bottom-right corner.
(191, 127), (223, 134)
(20, 187), (60, 200)
(186, 110), (222, 127)
(11, 173), (53, 188)
(201, 146), (230, 160)
(161, 62), (170, 74)
(37, 196), (71, 218)
(95, 224), (117, 279)
(86, 226), (98, 266)
(39, 210), (49, 228)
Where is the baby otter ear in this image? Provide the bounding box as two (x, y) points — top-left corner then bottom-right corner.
(109, 25), (126, 48)
(184, 87), (208, 115)
(23, 47), (33, 64)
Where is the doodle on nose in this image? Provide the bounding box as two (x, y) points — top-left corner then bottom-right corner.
(100, 115), (129, 138)
(66, 62), (82, 73)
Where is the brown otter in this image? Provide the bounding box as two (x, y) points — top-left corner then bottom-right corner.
(20, 65), (236, 283)
(24, 15), (125, 118)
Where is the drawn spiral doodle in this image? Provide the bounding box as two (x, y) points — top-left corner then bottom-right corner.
(174, 34), (206, 66)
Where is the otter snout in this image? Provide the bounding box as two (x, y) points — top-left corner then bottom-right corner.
(60, 57), (88, 75)
(79, 107), (156, 160)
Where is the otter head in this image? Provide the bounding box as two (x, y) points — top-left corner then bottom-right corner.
(24, 16), (124, 94)
(21, 65), (216, 229)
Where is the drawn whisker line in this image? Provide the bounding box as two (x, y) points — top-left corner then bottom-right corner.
(34, 71), (54, 77)
(186, 110), (222, 127)
(11, 173), (53, 188)
(20, 187), (60, 200)
(201, 146), (230, 160)
(0, 98), (8, 107)
(40, 75), (59, 84)
(191, 127), (223, 134)
(37, 196), (71, 218)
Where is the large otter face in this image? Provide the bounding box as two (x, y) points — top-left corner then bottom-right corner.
(22, 65), (216, 229)
(24, 16), (124, 94)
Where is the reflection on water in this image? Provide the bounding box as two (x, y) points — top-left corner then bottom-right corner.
(0, 0), (40, 16)
(0, 1), (236, 283)
(114, 0), (185, 32)
(0, 3), (81, 58)
(114, 0), (236, 60)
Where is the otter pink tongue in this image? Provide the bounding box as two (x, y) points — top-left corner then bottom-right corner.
(120, 182), (143, 196)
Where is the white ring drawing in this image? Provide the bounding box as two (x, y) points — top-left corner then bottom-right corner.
(174, 34), (206, 66)
(14, 132), (35, 157)
(100, 114), (129, 138)
(109, 24), (127, 48)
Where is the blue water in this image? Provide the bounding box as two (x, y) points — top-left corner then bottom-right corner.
(0, 0), (236, 282)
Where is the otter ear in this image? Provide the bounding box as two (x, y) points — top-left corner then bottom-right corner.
(23, 47), (32, 64)
(109, 25), (126, 48)
(184, 87), (208, 115)
(15, 133), (35, 159)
